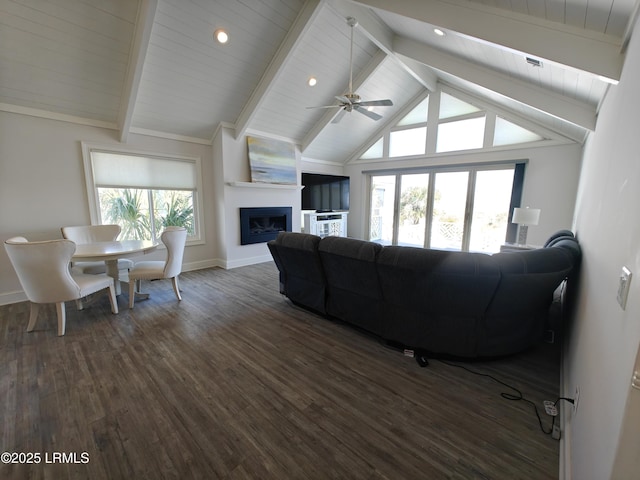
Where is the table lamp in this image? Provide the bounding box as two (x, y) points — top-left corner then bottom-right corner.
(512, 207), (540, 245)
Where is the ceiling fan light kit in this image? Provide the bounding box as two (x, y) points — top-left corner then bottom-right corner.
(307, 16), (393, 123)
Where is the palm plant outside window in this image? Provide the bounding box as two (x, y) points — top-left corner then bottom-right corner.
(99, 188), (194, 241)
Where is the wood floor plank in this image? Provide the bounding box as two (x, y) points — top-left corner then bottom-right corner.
(0, 262), (560, 479)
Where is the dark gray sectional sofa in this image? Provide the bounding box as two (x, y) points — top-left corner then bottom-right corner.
(268, 231), (580, 358)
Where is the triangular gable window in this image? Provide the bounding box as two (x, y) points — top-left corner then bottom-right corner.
(439, 92), (480, 119)
(356, 89), (554, 162)
(390, 127), (427, 157)
(437, 117), (485, 153)
(361, 137), (384, 159)
(493, 117), (544, 146)
(397, 97), (429, 126)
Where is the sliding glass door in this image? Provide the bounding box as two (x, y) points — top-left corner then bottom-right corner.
(398, 173), (429, 247)
(468, 169), (515, 252)
(430, 171), (469, 250)
(369, 165), (517, 253)
(369, 175), (396, 245)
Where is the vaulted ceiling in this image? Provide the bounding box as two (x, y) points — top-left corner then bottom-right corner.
(1, 0), (637, 164)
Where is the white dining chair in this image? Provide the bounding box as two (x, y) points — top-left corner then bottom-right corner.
(128, 227), (188, 308)
(61, 224), (134, 274)
(4, 237), (119, 336)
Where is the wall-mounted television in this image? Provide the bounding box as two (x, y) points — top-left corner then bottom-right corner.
(301, 173), (350, 212)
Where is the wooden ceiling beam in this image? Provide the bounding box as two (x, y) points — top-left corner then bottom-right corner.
(118, 0), (157, 143)
(353, 0), (624, 83)
(328, 0), (437, 90)
(394, 36), (597, 131)
(233, 0), (324, 141)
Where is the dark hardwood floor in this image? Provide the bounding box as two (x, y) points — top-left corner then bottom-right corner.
(0, 262), (560, 479)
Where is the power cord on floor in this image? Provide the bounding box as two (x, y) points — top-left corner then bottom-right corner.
(437, 359), (574, 437)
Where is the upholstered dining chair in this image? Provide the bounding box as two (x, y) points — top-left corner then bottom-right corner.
(4, 237), (119, 336)
(128, 227), (188, 308)
(61, 224), (134, 274)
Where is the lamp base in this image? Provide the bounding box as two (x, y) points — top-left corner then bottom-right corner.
(517, 225), (529, 245)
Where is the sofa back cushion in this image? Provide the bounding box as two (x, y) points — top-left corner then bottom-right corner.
(377, 246), (501, 357)
(267, 232), (326, 314)
(318, 236), (384, 334)
(480, 247), (576, 355)
(543, 229), (574, 247)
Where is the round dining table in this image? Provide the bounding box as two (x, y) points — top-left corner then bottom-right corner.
(73, 239), (158, 295)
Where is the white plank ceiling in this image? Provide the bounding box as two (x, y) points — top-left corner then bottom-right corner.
(0, 0), (138, 126)
(1, 0), (638, 163)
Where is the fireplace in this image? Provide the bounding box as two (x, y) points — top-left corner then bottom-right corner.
(240, 207), (292, 245)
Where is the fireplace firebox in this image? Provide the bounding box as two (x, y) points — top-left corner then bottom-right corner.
(240, 207), (292, 245)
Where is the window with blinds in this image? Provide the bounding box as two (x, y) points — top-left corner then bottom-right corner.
(82, 144), (203, 242)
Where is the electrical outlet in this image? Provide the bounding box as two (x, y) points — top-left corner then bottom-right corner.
(617, 266), (632, 310)
(573, 386), (580, 415)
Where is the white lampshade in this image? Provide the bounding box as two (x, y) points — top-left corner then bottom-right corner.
(512, 207), (540, 225)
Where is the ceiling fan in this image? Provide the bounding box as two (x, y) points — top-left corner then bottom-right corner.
(307, 16), (393, 123)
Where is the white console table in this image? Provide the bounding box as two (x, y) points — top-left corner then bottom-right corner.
(303, 212), (348, 238)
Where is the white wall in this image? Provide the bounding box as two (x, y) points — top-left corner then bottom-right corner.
(217, 127), (302, 268)
(344, 143), (582, 244)
(300, 158), (345, 176)
(565, 13), (640, 480)
(0, 112), (217, 303)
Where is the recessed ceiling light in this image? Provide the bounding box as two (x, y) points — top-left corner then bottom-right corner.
(433, 28), (445, 37)
(214, 29), (228, 44)
(308, 77), (317, 87)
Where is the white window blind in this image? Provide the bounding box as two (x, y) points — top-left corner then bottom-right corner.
(91, 151), (197, 190)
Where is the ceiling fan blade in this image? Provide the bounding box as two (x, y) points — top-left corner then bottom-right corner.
(357, 99), (393, 107)
(353, 106), (382, 121)
(306, 105), (342, 109)
(331, 109), (348, 124)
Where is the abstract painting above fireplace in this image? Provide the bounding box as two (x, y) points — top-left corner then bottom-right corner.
(240, 207), (292, 245)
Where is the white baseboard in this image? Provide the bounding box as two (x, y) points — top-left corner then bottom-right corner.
(225, 254), (274, 270)
(182, 259), (224, 272)
(559, 344), (572, 480)
(0, 290), (27, 306)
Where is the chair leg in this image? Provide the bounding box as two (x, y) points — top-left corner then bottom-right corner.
(107, 283), (118, 315)
(55, 301), (67, 336)
(27, 303), (40, 332)
(128, 277), (136, 309)
(171, 276), (182, 301)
